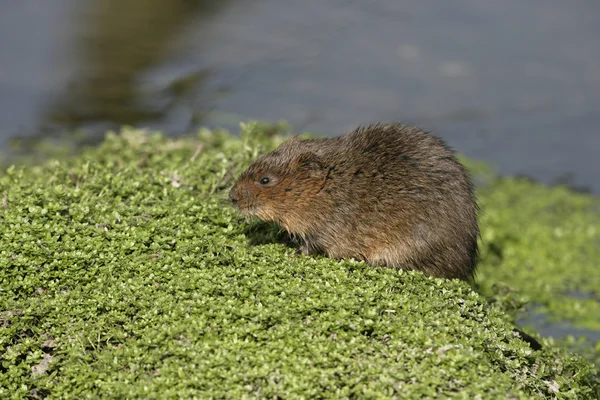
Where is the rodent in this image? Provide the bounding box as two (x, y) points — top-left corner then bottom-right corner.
(229, 122), (479, 281)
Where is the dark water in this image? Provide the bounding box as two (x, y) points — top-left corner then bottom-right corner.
(1, 0), (599, 192)
(518, 307), (600, 343)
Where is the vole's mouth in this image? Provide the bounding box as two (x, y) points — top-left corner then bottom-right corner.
(240, 204), (277, 223)
(232, 201), (258, 216)
(231, 199), (277, 224)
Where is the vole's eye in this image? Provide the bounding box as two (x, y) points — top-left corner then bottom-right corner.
(259, 177), (271, 185)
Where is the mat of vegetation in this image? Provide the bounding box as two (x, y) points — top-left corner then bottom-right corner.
(0, 123), (598, 399)
(463, 159), (600, 367)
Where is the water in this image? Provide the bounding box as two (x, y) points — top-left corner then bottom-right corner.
(1, 0), (599, 192)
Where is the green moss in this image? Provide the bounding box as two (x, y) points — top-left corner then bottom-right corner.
(475, 176), (600, 325)
(464, 158), (600, 366)
(0, 122), (598, 398)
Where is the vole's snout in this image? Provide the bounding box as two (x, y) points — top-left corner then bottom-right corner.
(229, 183), (250, 209)
(229, 187), (240, 205)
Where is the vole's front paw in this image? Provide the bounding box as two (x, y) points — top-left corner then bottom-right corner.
(297, 244), (311, 256)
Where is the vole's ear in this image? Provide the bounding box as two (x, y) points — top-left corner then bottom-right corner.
(295, 152), (325, 178)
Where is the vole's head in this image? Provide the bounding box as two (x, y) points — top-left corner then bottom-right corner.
(229, 137), (327, 233)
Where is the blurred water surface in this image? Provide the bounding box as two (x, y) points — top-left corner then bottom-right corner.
(0, 0), (599, 192)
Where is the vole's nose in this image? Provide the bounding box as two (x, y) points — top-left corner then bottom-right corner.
(229, 187), (239, 205)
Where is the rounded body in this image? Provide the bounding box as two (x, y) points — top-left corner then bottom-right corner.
(230, 123), (479, 280)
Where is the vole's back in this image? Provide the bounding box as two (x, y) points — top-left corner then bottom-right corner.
(314, 123), (479, 280)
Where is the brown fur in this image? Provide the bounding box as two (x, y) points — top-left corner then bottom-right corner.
(229, 122), (479, 280)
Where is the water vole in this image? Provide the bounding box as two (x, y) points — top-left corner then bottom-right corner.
(230, 122), (479, 281)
